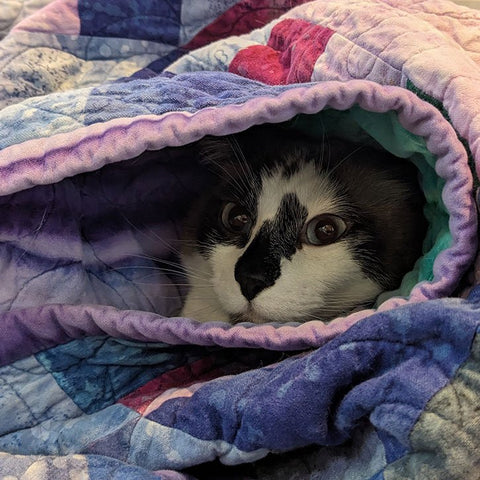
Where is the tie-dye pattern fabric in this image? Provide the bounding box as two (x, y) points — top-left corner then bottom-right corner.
(0, 0), (480, 478)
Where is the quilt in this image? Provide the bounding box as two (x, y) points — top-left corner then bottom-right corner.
(0, 0), (479, 478)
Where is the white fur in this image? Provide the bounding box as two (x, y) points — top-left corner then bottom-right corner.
(181, 164), (381, 324)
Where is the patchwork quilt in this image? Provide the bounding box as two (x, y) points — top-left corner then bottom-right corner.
(1, 0), (480, 478)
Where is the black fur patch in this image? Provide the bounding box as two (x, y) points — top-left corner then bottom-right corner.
(234, 193), (308, 300)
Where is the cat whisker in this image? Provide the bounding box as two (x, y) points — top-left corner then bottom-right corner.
(126, 263), (209, 284)
(227, 135), (261, 194)
(327, 145), (366, 175)
(180, 296), (220, 303)
(296, 311), (329, 322)
(109, 270), (209, 288)
(202, 153), (247, 198)
(174, 238), (213, 251)
(129, 254), (197, 273)
(119, 213), (183, 257)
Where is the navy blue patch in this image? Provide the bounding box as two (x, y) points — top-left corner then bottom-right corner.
(78, 0), (182, 44)
(120, 51), (187, 81)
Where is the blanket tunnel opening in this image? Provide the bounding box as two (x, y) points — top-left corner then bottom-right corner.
(0, 77), (477, 347)
(98, 104), (475, 325)
(143, 107), (461, 321)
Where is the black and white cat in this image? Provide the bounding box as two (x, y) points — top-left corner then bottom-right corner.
(180, 125), (427, 324)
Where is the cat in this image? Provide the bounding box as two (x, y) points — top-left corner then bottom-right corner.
(179, 125), (427, 324)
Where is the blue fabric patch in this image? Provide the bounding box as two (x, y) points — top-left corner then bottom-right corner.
(377, 430), (407, 463)
(35, 337), (207, 413)
(83, 71), (302, 126)
(87, 454), (171, 479)
(78, 0), (182, 44)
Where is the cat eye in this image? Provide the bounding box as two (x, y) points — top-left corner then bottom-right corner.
(221, 202), (252, 234)
(304, 214), (348, 246)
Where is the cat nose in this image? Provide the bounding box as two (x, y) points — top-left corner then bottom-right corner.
(235, 270), (273, 301)
(234, 230), (281, 301)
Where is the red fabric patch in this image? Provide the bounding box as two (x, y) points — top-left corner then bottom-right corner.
(229, 19), (335, 85)
(118, 357), (248, 415)
(184, 0), (312, 51)
(229, 45), (285, 84)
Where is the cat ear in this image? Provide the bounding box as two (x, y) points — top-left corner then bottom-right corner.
(196, 135), (237, 171)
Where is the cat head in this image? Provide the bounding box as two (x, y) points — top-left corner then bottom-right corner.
(180, 125), (427, 324)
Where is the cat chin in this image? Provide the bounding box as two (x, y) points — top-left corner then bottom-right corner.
(180, 287), (259, 323)
(229, 308), (275, 325)
(181, 299), (284, 324)
(181, 296), (231, 323)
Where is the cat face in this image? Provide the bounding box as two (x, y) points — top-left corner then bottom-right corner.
(180, 126), (426, 324)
